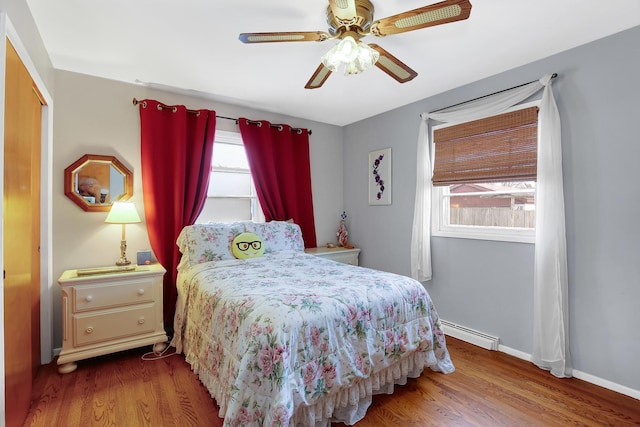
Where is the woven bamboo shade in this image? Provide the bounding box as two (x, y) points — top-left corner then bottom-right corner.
(432, 107), (539, 186)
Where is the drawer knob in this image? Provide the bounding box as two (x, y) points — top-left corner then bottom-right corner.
(137, 317), (146, 325)
(85, 295), (93, 302)
(85, 326), (94, 334)
(137, 289), (145, 296)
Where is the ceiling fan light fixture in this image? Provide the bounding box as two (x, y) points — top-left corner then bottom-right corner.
(321, 35), (380, 75)
(242, 0), (473, 89)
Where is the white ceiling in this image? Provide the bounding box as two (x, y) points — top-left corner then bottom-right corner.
(26, 0), (640, 126)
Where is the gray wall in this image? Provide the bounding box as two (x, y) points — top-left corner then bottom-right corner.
(343, 26), (640, 392)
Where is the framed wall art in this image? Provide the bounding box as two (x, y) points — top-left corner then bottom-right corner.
(368, 148), (391, 205)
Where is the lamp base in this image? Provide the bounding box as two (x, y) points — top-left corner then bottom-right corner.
(116, 239), (131, 266)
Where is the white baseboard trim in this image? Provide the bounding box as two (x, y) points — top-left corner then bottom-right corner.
(53, 347), (61, 357)
(572, 369), (640, 400)
(498, 344), (530, 361)
(448, 332), (640, 401)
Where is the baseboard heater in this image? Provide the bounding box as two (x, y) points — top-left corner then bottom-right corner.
(440, 320), (499, 351)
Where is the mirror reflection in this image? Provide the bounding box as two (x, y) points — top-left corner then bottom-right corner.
(76, 164), (125, 204)
(64, 154), (133, 212)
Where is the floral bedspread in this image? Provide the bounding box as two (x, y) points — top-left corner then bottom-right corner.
(172, 251), (454, 427)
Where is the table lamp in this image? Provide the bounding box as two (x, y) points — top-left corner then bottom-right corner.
(105, 201), (141, 266)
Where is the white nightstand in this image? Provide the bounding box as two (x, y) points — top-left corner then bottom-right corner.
(57, 264), (168, 374)
(305, 247), (360, 266)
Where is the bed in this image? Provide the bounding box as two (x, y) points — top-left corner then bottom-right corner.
(171, 221), (454, 426)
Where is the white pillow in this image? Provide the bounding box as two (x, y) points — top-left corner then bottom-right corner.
(177, 221), (304, 268)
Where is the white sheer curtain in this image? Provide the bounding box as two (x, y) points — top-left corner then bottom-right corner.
(410, 74), (571, 377)
(531, 79), (571, 377)
(410, 116), (433, 281)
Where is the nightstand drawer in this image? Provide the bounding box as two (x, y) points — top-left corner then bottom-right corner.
(73, 279), (156, 312)
(328, 252), (359, 265)
(73, 304), (157, 347)
(305, 247), (360, 266)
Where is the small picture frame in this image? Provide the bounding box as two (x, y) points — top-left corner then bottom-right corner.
(368, 148), (391, 205)
(137, 250), (152, 266)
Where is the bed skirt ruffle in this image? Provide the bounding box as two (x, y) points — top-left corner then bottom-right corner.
(183, 346), (453, 427)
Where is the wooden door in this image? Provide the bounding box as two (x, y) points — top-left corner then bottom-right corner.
(3, 38), (43, 427)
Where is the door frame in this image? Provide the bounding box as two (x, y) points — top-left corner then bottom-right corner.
(0, 10), (54, 420)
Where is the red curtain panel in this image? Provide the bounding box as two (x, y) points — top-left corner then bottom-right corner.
(138, 99), (216, 330)
(239, 119), (317, 248)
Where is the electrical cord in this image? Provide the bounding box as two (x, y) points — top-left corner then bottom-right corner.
(141, 337), (179, 361)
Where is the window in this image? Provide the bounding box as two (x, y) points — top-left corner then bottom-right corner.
(196, 130), (264, 224)
(431, 103), (539, 243)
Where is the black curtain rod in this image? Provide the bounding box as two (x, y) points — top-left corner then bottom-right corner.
(239, 118), (312, 135)
(429, 73), (558, 114)
(132, 98), (312, 135)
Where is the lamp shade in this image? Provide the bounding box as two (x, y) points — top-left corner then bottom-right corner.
(105, 202), (141, 224)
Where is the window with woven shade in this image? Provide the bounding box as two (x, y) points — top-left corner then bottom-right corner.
(432, 106), (538, 186)
(431, 104), (539, 243)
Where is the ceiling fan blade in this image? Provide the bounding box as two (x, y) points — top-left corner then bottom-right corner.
(239, 31), (330, 43)
(371, 0), (472, 36)
(305, 64), (333, 89)
(369, 44), (418, 83)
(328, 0), (358, 25)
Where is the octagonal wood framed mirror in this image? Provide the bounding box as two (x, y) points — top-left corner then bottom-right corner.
(64, 154), (133, 212)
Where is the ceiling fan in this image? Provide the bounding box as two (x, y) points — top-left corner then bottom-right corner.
(239, 0), (472, 89)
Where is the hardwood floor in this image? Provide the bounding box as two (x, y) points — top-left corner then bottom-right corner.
(23, 337), (639, 426)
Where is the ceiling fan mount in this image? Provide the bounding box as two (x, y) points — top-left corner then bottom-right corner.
(325, 0), (375, 38)
(239, 0), (472, 89)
